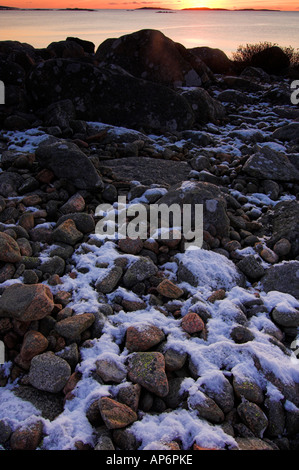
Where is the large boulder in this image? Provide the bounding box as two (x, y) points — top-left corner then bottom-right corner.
(157, 181), (230, 239)
(0, 58), (26, 87)
(260, 261), (299, 299)
(250, 46), (290, 75)
(0, 172), (23, 197)
(0, 283), (54, 322)
(46, 40), (86, 59)
(0, 40), (37, 62)
(35, 138), (103, 190)
(95, 29), (212, 88)
(99, 157), (192, 186)
(272, 123), (299, 142)
(179, 87), (225, 124)
(189, 46), (235, 74)
(66, 37), (95, 54)
(0, 231), (22, 263)
(176, 249), (245, 290)
(257, 200), (299, 257)
(28, 352), (71, 393)
(27, 58), (194, 131)
(242, 146), (299, 182)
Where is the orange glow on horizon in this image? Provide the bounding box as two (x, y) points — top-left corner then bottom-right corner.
(1, 1), (299, 11)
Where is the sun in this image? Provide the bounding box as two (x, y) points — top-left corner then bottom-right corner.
(177, 1), (226, 9)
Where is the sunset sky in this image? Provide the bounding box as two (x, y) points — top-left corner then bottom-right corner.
(2, 1), (299, 11)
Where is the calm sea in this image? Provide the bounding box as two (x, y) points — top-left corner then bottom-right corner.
(0, 9), (298, 57)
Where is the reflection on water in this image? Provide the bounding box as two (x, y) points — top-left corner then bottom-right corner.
(0, 9), (298, 55)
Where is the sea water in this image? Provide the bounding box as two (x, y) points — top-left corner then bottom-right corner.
(0, 9), (298, 56)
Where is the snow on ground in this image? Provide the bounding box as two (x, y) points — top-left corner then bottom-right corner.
(0, 128), (50, 154)
(0, 97), (299, 450)
(2, 236), (297, 450)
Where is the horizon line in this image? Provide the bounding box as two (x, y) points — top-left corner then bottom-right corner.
(1, 6), (297, 11)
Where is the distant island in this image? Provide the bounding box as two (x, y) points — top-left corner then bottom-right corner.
(135, 7), (173, 10)
(0, 5), (281, 11)
(0, 5), (94, 10)
(182, 7), (280, 11)
(182, 7), (229, 10)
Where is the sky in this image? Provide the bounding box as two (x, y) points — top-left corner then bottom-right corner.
(1, 0), (299, 10)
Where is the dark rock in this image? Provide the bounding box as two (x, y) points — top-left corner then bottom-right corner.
(237, 400), (268, 438)
(198, 372), (235, 414)
(242, 146), (299, 182)
(47, 40), (85, 59)
(19, 330), (48, 362)
(112, 428), (139, 450)
(250, 46), (290, 74)
(66, 37), (95, 54)
(56, 213), (95, 234)
(43, 99), (76, 132)
(264, 398), (285, 437)
(35, 139), (103, 190)
(257, 200), (299, 258)
(164, 347), (187, 372)
(40, 255), (65, 276)
(272, 122), (299, 142)
(55, 313), (95, 340)
(189, 46), (234, 74)
(95, 356), (127, 383)
(271, 306), (299, 327)
(125, 323), (165, 352)
(217, 89), (254, 105)
(0, 420), (12, 444)
(0, 172), (23, 197)
(95, 266), (123, 294)
(237, 255), (265, 280)
(10, 421), (43, 450)
(180, 87), (225, 124)
(28, 58), (194, 132)
(260, 261), (299, 299)
(232, 375), (264, 405)
(56, 343), (79, 370)
(164, 377), (186, 409)
(13, 385), (64, 420)
(99, 157), (191, 186)
(99, 397), (137, 429)
(240, 66), (271, 81)
(127, 351), (169, 397)
(157, 181), (230, 239)
(285, 405), (299, 435)
(95, 29), (211, 88)
(118, 383), (141, 412)
(28, 351), (71, 393)
(0, 231), (22, 263)
(188, 389), (225, 424)
(221, 75), (265, 92)
(52, 219), (83, 245)
(230, 325), (255, 343)
(123, 256), (158, 288)
(0, 283), (54, 321)
(235, 437), (275, 450)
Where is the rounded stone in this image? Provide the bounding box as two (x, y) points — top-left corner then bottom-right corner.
(29, 351), (71, 393)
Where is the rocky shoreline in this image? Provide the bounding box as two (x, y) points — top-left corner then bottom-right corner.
(0, 30), (299, 451)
